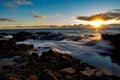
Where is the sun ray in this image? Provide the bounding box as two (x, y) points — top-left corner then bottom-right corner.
(78, 18), (120, 29)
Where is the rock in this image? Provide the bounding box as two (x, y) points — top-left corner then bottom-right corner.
(65, 75), (74, 80)
(35, 32), (51, 35)
(40, 49), (74, 69)
(62, 55), (73, 63)
(61, 67), (75, 74)
(31, 53), (39, 58)
(18, 44), (33, 51)
(4, 73), (18, 80)
(80, 67), (95, 76)
(102, 34), (120, 45)
(0, 38), (33, 58)
(102, 34), (120, 65)
(0, 39), (16, 49)
(40, 70), (58, 80)
(12, 31), (32, 41)
(26, 75), (38, 80)
(1, 44), (120, 80)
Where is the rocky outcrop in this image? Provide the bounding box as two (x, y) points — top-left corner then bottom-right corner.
(102, 34), (120, 46)
(11, 31), (82, 41)
(0, 33), (120, 80)
(102, 34), (120, 65)
(0, 49), (119, 80)
(12, 31), (32, 41)
(0, 39), (33, 58)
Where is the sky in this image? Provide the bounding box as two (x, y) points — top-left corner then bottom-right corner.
(0, 0), (120, 28)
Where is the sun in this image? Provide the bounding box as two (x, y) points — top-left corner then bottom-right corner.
(90, 20), (103, 28)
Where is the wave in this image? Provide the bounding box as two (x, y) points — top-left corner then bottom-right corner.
(15, 32), (120, 77)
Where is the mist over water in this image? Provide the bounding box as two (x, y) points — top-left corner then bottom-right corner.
(1, 27), (120, 76)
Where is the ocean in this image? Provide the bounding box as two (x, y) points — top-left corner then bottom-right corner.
(0, 27), (120, 76)
(0, 27), (120, 34)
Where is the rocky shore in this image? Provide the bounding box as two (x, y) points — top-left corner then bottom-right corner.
(0, 32), (120, 80)
(102, 34), (120, 65)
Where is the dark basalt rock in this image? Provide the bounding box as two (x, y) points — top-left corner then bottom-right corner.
(0, 39), (33, 58)
(12, 31), (32, 41)
(39, 49), (75, 69)
(102, 34), (120, 65)
(102, 34), (120, 46)
(0, 39), (16, 49)
(40, 33), (64, 41)
(1, 49), (119, 80)
(11, 31), (82, 41)
(35, 32), (52, 35)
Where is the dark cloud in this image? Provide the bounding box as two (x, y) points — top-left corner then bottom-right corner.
(77, 9), (120, 21)
(34, 15), (45, 19)
(0, 18), (16, 22)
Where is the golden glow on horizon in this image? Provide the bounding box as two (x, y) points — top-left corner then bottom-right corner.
(90, 20), (103, 28)
(78, 18), (120, 28)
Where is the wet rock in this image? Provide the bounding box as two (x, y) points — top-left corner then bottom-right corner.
(61, 67), (75, 74)
(40, 49), (74, 69)
(3, 73), (19, 80)
(65, 75), (74, 80)
(102, 34), (120, 65)
(0, 39), (33, 58)
(80, 67), (95, 76)
(35, 32), (52, 35)
(40, 33), (64, 41)
(18, 44), (33, 51)
(0, 39), (16, 49)
(12, 31), (32, 41)
(31, 35), (39, 40)
(102, 34), (120, 46)
(26, 75), (38, 80)
(39, 70), (58, 80)
(1, 47), (120, 80)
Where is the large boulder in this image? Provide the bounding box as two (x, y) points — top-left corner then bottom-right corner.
(12, 31), (32, 41)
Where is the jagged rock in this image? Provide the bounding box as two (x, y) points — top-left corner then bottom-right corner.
(39, 70), (58, 80)
(0, 45), (120, 80)
(65, 75), (74, 80)
(12, 31), (32, 41)
(61, 67), (75, 74)
(26, 75), (38, 80)
(80, 68), (95, 76)
(102, 34), (120, 46)
(102, 34), (120, 65)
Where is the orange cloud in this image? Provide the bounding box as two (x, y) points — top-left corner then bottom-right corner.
(77, 9), (120, 21)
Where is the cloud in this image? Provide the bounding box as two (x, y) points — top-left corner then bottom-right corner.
(29, 11), (39, 15)
(0, 18), (16, 22)
(34, 16), (45, 19)
(0, 0), (33, 8)
(1, 2), (17, 8)
(29, 11), (45, 19)
(77, 9), (120, 21)
(14, 0), (33, 5)
(42, 13), (75, 25)
(77, 14), (112, 21)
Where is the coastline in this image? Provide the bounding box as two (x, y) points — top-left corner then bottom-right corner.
(0, 31), (120, 80)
